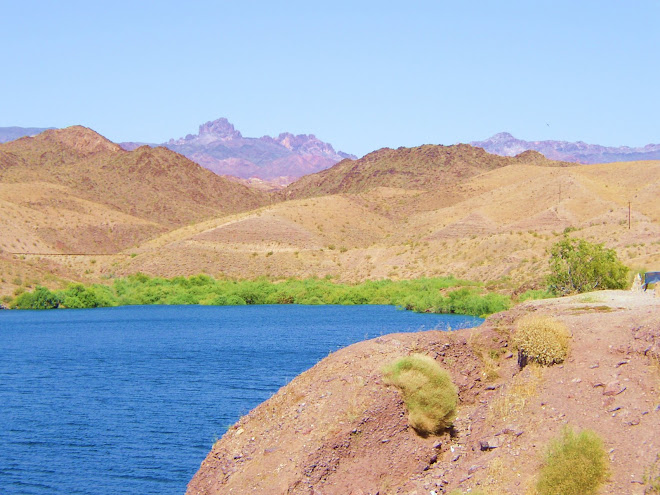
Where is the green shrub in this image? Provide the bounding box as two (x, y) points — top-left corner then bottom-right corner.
(7, 275), (507, 315)
(383, 354), (458, 436)
(547, 236), (629, 295)
(11, 286), (62, 309)
(536, 427), (609, 495)
(514, 315), (570, 366)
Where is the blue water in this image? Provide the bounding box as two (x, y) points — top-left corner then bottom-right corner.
(0, 304), (482, 494)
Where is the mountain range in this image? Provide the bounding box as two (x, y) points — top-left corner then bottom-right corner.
(5, 125), (660, 183)
(2, 123), (658, 300)
(471, 132), (660, 163)
(120, 118), (355, 184)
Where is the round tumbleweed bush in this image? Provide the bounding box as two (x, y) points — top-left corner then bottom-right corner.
(514, 315), (570, 367)
(383, 354), (458, 436)
(536, 426), (609, 495)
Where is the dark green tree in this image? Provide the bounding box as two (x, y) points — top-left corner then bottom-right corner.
(12, 286), (62, 309)
(547, 236), (628, 295)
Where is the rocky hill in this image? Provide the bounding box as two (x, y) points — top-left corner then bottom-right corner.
(472, 132), (660, 164)
(282, 144), (568, 199)
(0, 126), (268, 257)
(187, 291), (660, 494)
(120, 118), (355, 184)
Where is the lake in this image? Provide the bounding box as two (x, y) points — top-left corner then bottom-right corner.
(0, 304), (483, 494)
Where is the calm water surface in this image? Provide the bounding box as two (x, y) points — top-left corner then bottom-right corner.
(0, 304), (482, 494)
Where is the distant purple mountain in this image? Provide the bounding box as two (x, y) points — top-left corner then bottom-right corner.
(471, 132), (660, 164)
(0, 126), (54, 143)
(120, 118), (355, 183)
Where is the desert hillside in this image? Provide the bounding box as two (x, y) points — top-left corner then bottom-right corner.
(1, 133), (659, 299)
(282, 144), (568, 199)
(187, 291), (660, 494)
(99, 155), (660, 290)
(0, 126), (269, 295)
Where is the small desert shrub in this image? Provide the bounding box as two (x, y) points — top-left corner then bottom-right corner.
(383, 354), (457, 435)
(643, 453), (660, 493)
(536, 427), (609, 495)
(514, 315), (570, 366)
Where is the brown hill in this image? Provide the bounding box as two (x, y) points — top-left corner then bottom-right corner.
(0, 126), (270, 294)
(283, 144), (569, 199)
(1, 135), (659, 298)
(188, 291), (660, 494)
(101, 157), (659, 290)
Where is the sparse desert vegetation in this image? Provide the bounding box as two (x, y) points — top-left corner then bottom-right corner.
(536, 426), (610, 495)
(513, 315), (570, 366)
(383, 354), (458, 435)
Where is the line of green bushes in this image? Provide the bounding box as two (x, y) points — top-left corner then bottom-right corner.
(9, 274), (511, 316)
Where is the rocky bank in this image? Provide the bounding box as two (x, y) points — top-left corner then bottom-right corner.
(188, 291), (660, 494)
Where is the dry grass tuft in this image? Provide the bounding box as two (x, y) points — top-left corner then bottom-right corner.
(536, 426), (609, 495)
(514, 315), (570, 366)
(383, 354), (458, 436)
(488, 364), (543, 423)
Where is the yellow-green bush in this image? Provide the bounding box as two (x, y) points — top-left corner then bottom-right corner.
(536, 427), (609, 495)
(383, 354), (457, 436)
(514, 315), (570, 366)
(644, 453), (660, 493)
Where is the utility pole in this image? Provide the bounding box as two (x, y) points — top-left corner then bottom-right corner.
(559, 183), (561, 204)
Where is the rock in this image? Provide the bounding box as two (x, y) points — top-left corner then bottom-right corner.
(485, 384), (499, 390)
(429, 454), (438, 464)
(432, 440), (443, 449)
(468, 465), (481, 474)
(479, 438), (500, 451)
(603, 381), (626, 396)
(501, 427), (524, 437)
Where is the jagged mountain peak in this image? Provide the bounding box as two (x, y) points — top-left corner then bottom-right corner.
(150, 118), (355, 183)
(198, 118), (243, 140)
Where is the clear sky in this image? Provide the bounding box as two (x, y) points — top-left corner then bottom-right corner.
(2, 1), (658, 156)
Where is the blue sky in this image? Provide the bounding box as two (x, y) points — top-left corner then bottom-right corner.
(2, 1), (658, 156)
